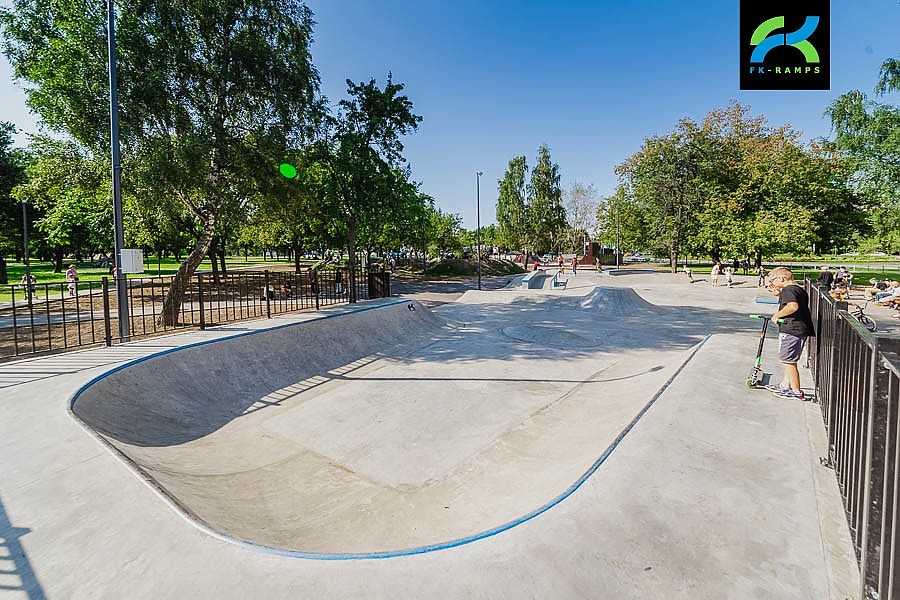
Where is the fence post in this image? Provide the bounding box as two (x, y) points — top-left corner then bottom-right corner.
(860, 338), (900, 600)
(197, 273), (206, 330)
(312, 269), (319, 310)
(825, 300), (848, 460)
(264, 270), (271, 319)
(102, 277), (112, 346)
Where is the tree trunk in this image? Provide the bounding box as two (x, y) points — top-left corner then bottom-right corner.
(209, 237), (220, 284)
(53, 250), (63, 273)
(218, 236), (227, 276)
(754, 249), (763, 268)
(0, 256), (7, 284)
(158, 213), (217, 327)
(292, 238), (302, 273)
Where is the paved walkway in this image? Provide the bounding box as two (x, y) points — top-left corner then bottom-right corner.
(0, 269), (858, 598)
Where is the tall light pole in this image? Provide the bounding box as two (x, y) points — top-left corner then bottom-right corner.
(476, 171), (483, 291)
(615, 205), (620, 270)
(108, 0), (130, 341)
(21, 198), (31, 301)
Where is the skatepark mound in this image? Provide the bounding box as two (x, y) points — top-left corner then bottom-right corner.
(577, 286), (658, 314)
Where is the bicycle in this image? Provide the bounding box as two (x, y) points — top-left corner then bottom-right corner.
(847, 300), (877, 332)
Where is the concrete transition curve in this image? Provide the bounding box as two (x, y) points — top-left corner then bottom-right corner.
(71, 288), (709, 558)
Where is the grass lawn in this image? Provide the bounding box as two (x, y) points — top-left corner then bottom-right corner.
(0, 255), (297, 303)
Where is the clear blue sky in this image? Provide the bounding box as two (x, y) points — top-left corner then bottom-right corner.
(2, 0), (898, 228)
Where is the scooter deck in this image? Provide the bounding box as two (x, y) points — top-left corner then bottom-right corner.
(746, 371), (772, 388)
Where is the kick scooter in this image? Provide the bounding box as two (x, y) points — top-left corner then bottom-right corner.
(746, 314), (784, 388)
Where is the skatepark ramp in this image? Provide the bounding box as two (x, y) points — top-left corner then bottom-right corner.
(69, 289), (708, 557)
(73, 299), (444, 447)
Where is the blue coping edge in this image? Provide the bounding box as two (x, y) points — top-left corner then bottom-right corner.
(68, 301), (711, 561)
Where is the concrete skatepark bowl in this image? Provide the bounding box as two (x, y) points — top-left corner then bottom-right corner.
(70, 289), (710, 557)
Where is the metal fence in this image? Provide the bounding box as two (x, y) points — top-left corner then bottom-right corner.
(807, 281), (900, 600)
(0, 267), (391, 361)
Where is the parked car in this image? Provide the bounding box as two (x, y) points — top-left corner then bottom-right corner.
(624, 253), (652, 263)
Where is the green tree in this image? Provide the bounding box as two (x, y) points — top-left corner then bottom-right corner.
(2, 0), (322, 324)
(616, 123), (706, 271)
(617, 103), (863, 268)
(315, 75), (421, 301)
(495, 156), (528, 254)
(12, 138), (113, 272)
(527, 145), (566, 255)
(826, 57), (900, 253)
(425, 206), (462, 258)
(0, 122), (27, 283)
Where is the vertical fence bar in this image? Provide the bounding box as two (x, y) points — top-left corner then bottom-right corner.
(44, 284), (52, 351)
(264, 270), (271, 319)
(88, 281), (96, 344)
(11, 285), (19, 355)
(27, 284), (35, 353)
(313, 269), (319, 310)
(885, 373), (900, 599)
(861, 341), (900, 599)
(60, 283), (68, 348)
(74, 281), (83, 346)
(197, 274), (205, 330)
(102, 277), (112, 346)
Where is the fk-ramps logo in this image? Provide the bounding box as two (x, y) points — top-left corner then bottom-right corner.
(740, 0), (830, 90)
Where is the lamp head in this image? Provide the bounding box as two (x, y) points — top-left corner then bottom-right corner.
(476, 171), (483, 176)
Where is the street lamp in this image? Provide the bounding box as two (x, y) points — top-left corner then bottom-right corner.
(476, 170), (483, 291)
(107, 0), (130, 341)
(615, 205), (620, 270)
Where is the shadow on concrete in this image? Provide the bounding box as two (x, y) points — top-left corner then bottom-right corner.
(0, 494), (47, 600)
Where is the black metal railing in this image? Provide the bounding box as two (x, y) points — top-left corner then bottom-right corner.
(1, 267), (390, 361)
(807, 280), (900, 600)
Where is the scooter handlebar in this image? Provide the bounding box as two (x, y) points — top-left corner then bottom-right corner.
(748, 314), (785, 324)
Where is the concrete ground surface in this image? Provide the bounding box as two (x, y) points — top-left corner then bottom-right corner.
(0, 268), (859, 598)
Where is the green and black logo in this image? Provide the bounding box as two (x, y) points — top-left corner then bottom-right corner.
(740, 1), (830, 90)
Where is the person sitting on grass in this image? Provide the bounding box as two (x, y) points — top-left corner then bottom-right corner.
(764, 266), (816, 401)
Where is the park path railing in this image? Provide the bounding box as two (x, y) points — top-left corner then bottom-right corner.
(807, 280), (900, 600)
(0, 267), (391, 361)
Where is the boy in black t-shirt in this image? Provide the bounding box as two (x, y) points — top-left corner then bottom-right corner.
(765, 266), (815, 400)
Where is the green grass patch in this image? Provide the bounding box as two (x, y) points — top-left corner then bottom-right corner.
(0, 255), (297, 303)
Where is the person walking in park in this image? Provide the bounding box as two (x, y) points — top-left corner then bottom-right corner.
(757, 265), (767, 287)
(571, 257), (578, 276)
(724, 266), (734, 287)
(683, 264), (693, 283)
(20, 273), (36, 300)
(765, 266), (815, 400)
(65, 264), (79, 296)
(710, 262), (720, 287)
(816, 265), (834, 291)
